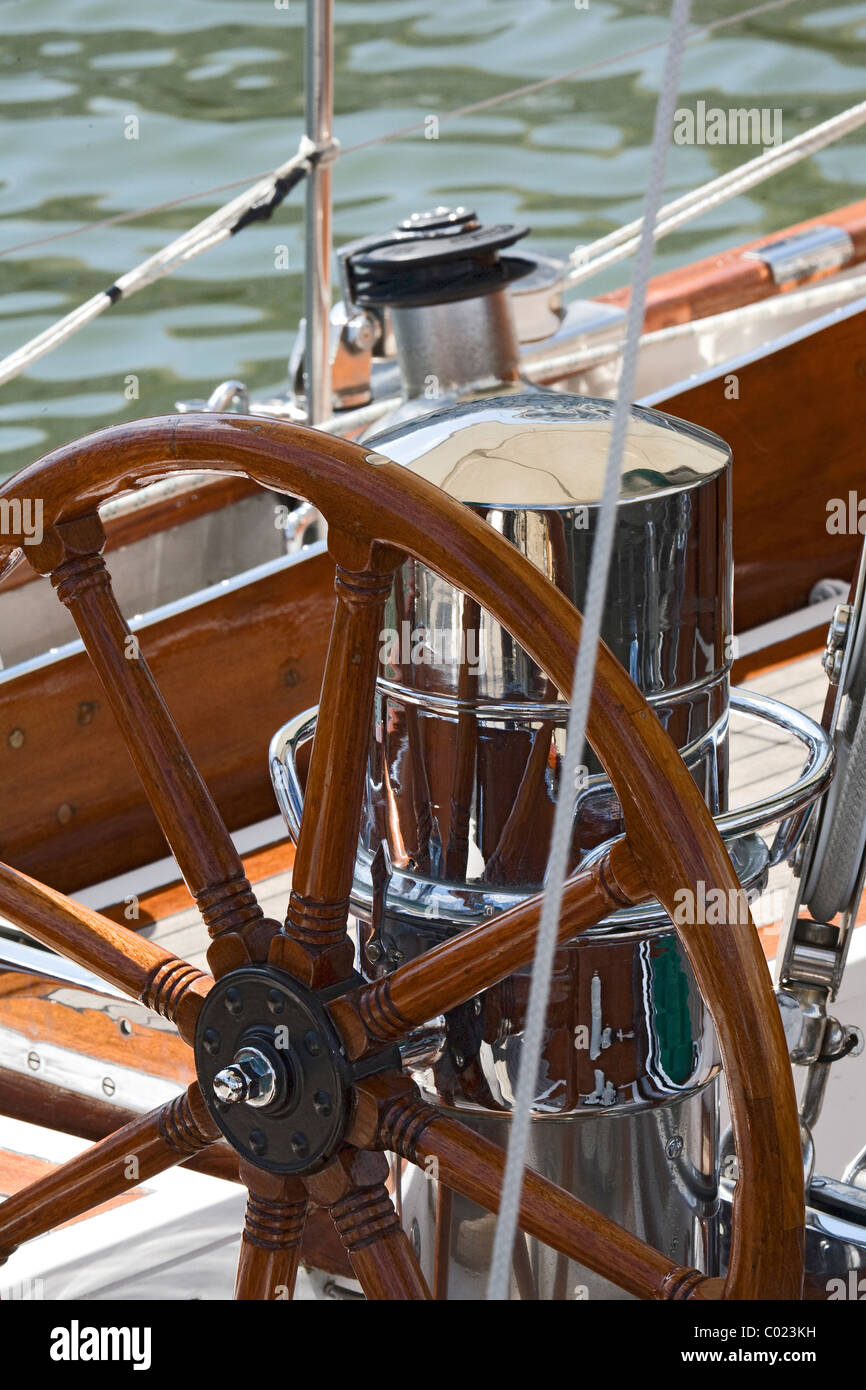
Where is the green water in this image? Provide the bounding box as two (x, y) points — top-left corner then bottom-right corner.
(0, 0), (864, 474)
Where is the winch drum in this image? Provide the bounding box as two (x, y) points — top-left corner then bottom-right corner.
(357, 393), (731, 1297)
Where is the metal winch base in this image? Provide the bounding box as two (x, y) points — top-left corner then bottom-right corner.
(398, 1084), (719, 1300)
(363, 905), (723, 1299)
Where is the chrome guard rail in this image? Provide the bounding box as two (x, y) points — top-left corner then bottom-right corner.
(718, 689), (834, 867)
(269, 688), (834, 932)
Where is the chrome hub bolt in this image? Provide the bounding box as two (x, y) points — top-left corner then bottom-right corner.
(212, 1046), (279, 1108)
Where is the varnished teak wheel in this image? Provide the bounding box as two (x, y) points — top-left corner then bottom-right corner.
(0, 414), (803, 1300)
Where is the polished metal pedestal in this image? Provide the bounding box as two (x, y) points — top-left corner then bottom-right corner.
(397, 1083), (720, 1300)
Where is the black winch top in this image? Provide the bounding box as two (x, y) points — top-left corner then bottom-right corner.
(340, 206), (532, 309)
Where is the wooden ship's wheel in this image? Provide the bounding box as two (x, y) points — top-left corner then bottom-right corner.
(0, 416), (804, 1299)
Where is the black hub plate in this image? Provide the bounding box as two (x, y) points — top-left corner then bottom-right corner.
(194, 966), (351, 1175)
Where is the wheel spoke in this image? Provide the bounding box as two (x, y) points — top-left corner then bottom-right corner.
(329, 838), (646, 1058)
(0, 859), (211, 1044)
(233, 1162), (308, 1300)
(305, 1147), (432, 1300)
(0, 1084), (218, 1262)
(29, 513), (276, 977)
(377, 1094), (709, 1301)
(272, 539), (401, 989)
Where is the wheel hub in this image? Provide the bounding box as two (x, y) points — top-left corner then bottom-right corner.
(194, 965), (355, 1174)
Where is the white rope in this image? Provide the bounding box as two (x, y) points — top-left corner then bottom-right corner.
(0, 138), (337, 390)
(568, 99), (866, 288)
(485, 0), (695, 1302)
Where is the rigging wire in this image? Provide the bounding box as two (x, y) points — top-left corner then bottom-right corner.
(0, 139), (336, 390)
(569, 98), (866, 287)
(0, 0), (801, 262)
(0, 0), (848, 392)
(485, 0), (695, 1302)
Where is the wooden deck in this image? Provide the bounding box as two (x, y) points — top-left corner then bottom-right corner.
(732, 650), (829, 954)
(732, 650), (828, 805)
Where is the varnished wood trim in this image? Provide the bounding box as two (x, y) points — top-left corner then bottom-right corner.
(599, 198), (866, 332)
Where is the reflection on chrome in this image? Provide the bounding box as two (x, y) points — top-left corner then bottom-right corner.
(267, 393), (839, 1299)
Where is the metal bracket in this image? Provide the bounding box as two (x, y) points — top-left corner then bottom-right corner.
(823, 602), (854, 685)
(744, 224), (854, 285)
